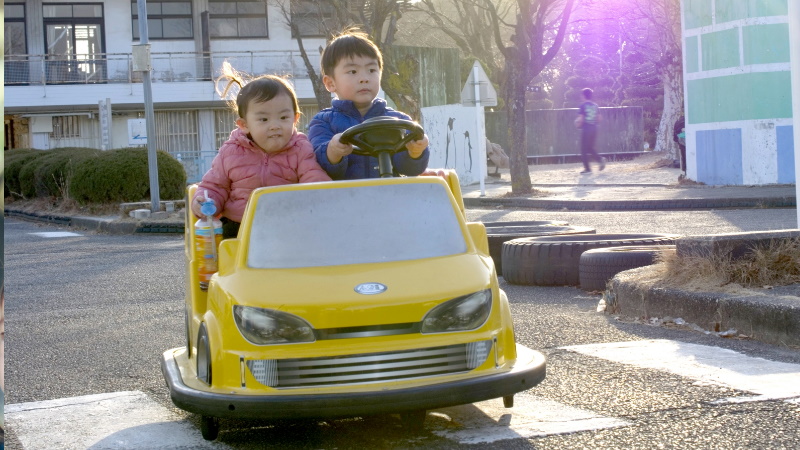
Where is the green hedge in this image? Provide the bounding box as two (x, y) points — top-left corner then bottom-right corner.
(69, 148), (186, 203)
(5, 149), (48, 198)
(32, 147), (103, 198)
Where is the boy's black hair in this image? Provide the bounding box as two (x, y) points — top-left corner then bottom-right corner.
(217, 61), (300, 118)
(321, 28), (383, 77)
(582, 88), (593, 100)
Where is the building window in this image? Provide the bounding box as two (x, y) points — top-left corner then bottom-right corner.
(132, 1), (193, 40)
(209, 1), (268, 38)
(291, 0), (337, 38)
(4, 3), (28, 84)
(51, 116), (82, 139)
(214, 109), (237, 149)
(43, 3), (106, 84)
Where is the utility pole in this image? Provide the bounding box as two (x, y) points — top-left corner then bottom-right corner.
(134, 0), (161, 212)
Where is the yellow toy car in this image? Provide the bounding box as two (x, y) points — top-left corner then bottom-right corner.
(161, 118), (546, 440)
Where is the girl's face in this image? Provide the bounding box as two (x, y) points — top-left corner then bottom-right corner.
(236, 93), (299, 153)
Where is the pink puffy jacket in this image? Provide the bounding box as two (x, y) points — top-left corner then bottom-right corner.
(193, 128), (331, 222)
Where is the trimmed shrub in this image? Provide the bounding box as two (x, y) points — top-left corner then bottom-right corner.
(69, 148), (186, 204)
(5, 149), (48, 198)
(33, 147), (103, 198)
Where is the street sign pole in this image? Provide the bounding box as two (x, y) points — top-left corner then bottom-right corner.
(136, 0), (160, 213)
(473, 64), (486, 197)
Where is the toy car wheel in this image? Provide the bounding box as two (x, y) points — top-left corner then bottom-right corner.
(197, 323), (212, 385)
(399, 410), (427, 431)
(200, 415), (220, 441)
(503, 395), (514, 408)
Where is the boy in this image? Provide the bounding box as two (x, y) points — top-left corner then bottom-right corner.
(308, 29), (430, 179)
(575, 88), (605, 174)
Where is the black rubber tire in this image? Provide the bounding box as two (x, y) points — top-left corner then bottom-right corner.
(486, 225), (595, 275)
(502, 234), (680, 286)
(579, 245), (677, 291)
(200, 415), (220, 441)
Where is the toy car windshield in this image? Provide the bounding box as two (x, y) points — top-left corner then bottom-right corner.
(247, 182), (467, 269)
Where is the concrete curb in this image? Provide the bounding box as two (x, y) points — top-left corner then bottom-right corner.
(607, 267), (800, 348)
(5, 208), (182, 235)
(463, 195), (797, 211)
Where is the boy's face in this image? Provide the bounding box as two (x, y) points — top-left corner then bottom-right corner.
(236, 93), (299, 154)
(323, 55), (382, 114)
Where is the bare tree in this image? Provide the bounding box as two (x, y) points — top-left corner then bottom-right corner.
(276, 0), (422, 119)
(487, 0), (576, 194)
(616, 0), (683, 159)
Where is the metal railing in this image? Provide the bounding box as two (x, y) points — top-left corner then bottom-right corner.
(4, 50), (317, 86)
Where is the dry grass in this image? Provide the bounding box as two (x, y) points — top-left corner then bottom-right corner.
(5, 196), (122, 217)
(656, 238), (800, 290)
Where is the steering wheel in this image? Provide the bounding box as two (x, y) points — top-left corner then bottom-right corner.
(339, 117), (424, 177)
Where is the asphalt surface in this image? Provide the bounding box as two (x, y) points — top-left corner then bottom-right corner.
(4, 153), (799, 348)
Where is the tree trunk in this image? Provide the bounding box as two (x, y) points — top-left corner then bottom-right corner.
(505, 59), (532, 194)
(654, 55), (683, 160)
(381, 53), (421, 121)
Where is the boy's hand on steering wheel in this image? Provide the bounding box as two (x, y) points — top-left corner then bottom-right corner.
(406, 134), (429, 159)
(327, 133), (354, 164)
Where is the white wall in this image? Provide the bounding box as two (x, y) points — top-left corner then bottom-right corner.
(422, 104), (484, 186)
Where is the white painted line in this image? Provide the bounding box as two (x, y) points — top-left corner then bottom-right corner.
(430, 396), (631, 444)
(5, 391), (229, 449)
(30, 231), (83, 238)
(561, 340), (800, 404)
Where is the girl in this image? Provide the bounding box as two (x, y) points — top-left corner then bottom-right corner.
(191, 62), (331, 238)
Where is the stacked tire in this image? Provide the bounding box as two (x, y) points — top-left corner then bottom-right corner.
(578, 245), (677, 291)
(483, 221), (595, 275)
(501, 234), (680, 286)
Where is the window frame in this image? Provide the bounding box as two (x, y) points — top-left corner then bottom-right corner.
(131, 0), (193, 40)
(4, 3), (28, 55)
(208, 0), (269, 39)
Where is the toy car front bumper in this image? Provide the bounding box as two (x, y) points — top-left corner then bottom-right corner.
(160, 344), (546, 420)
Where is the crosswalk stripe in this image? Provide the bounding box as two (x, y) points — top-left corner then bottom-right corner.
(5, 391), (227, 449)
(429, 396), (631, 444)
(561, 339), (800, 404)
(29, 231), (83, 238)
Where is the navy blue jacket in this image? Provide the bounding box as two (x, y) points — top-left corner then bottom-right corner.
(308, 98), (430, 180)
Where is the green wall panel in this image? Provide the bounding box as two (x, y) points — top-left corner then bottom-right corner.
(687, 71), (792, 124)
(743, 23), (790, 65)
(715, 0), (788, 23)
(684, 0), (712, 29)
(685, 36), (699, 73)
(701, 28), (740, 70)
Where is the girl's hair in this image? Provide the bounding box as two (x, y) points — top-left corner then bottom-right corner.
(216, 61), (300, 119)
(321, 28), (383, 77)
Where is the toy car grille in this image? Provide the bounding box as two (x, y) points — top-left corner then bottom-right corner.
(246, 340), (492, 388)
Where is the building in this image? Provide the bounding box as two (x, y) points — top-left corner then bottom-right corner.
(4, 0), (332, 182)
(681, 0), (795, 185)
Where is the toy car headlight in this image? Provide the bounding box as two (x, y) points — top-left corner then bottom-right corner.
(421, 289), (492, 333)
(233, 306), (315, 345)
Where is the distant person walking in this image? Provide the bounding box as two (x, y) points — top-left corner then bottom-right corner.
(575, 88), (605, 174)
(673, 114), (686, 174)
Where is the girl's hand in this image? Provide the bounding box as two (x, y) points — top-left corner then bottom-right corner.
(406, 134), (429, 159)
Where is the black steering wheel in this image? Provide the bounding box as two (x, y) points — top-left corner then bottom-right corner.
(339, 117), (424, 178)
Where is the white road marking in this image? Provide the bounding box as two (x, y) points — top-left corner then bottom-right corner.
(30, 231), (83, 238)
(561, 339), (800, 404)
(429, 396), (631, 444)
(5, 391), (228, 449)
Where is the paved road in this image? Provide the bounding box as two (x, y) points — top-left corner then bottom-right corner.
(4, 210), (800, 449)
